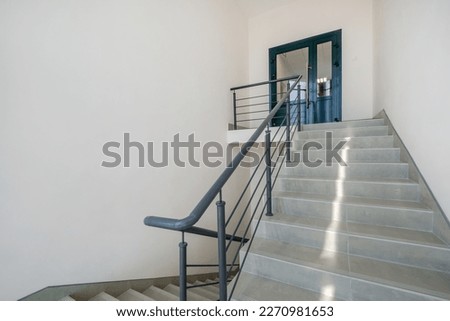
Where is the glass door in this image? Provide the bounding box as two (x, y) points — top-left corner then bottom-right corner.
(269, 30), (342, 126)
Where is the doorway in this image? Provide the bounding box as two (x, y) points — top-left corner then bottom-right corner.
(269, 30), (342, 126)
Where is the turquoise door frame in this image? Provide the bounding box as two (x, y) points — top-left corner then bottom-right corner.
(269, 30), (342, 126)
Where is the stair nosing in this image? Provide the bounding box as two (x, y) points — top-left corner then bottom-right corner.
(298, 125), (389, 135)
(276, 176), (418, 186)
(273, 191), (432, 213)
(294, 134), (394, 141)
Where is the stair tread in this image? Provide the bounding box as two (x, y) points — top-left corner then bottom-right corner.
(231, 272), (338, 301)
(164, 284), (209, 301)
(193, 281), (220, 296)
(246, 238), (450, 299)
(260, 213), (447, 248)
(277, 176), (418, 185)
(117, 289), (154, 301)
(143, 286), (178, 301)
(302, 119), (385, 131)
(59, 296), (75, 301)
(294, 134), (394, 142)
(273, 191), (432, 212)
(88, 292), (118, 301)
(188, 283), (218, 300)
(290, 147), (401, 153)
(297, 125), (388, 136)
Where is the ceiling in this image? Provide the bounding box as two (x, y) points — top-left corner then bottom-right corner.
(234, 0), (299, 17)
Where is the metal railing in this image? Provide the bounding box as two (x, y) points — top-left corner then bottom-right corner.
(144, 75), (303, 300)
(231, 75), (305, 130)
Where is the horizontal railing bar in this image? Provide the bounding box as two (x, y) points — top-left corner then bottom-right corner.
(236, 110), (268, 116)
(235, 118), (267, 123)
(230, 75), (300, 91)
(236, 102), (269, 109)
(186, 280), (233, 290)
(186, 264), (236, 268)
(144, 75), (301, 233)
(184, 226), (248, 243)
(235, 94), (270, 101)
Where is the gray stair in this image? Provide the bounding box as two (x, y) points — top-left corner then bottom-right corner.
(295, 147), (401, 163)
(274, 177), (419, 201)
(302, 118), (385, 131)
(232, 118), (450, 301)
(117, 289), (154, 301)
(273, 192), (434, 231)
(88, 292), (119, 301)
(294, 135), (394, 149)
(59, 281), (219, 301)
(164, 284), (209, 301)
(188, 282), (219, 300)
(239, 238), (450, 300)
(296, 125), (389, 139)
(232, 272), (337, 301)
(143, 285), (178, 301)
(256, 214), (450, 272)
(282, 162), (409, 179)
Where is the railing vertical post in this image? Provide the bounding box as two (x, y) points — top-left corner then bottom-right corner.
(179, 233), (187, 301)
(286, 82), (291, 163)
(265, 125), (273, 216)
(233, 91), (237, 130)
(297, 84), (301, 131)
(216, 192), (227, 301)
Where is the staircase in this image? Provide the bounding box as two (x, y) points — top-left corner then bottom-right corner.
(59, 279), (220, 301)
(232, 118), (450, 300)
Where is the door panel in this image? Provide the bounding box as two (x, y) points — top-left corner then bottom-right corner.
(269, 30), (342, 126)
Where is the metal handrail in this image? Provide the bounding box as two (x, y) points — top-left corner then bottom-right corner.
(230, 75), (300, 91)
(144, 75), (303, 233)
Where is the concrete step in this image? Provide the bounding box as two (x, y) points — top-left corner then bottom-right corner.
(290, 148), (401, 163)
(272, 192), (434, 231)
(164, 284), (209, 301)
(205, 279), (220, 289)
(188, 282), (218, 300)
(192, 280), (220, 298)
(293, 135), (394, 149)
(88, 292), (118, 301)
(281, 162), (409, 180)
(302, 119), (385, 131)
(256, 214), (450, 272)
(143, 286), (178, 301)
(295, 126), (389, 140)
(117, 289), (154, 301)
(274, 177), (419, 201)
(241, 238), (450, 300)
(231, 272), (337, 301)
(59, 296), (75, 301)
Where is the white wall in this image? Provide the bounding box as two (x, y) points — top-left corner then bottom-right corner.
(373, 0), (450, 220)
(0, 0), (248, 300)
(248, 0), (374, 121)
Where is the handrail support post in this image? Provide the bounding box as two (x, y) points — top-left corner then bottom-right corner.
(297, 84), (301, 131)
(179, 235), (187, 301)
(233, 91), (237, 130)
(265, 125), (273, 216)
(286, 82), (291, 163)
(216, 199), (227, 300)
